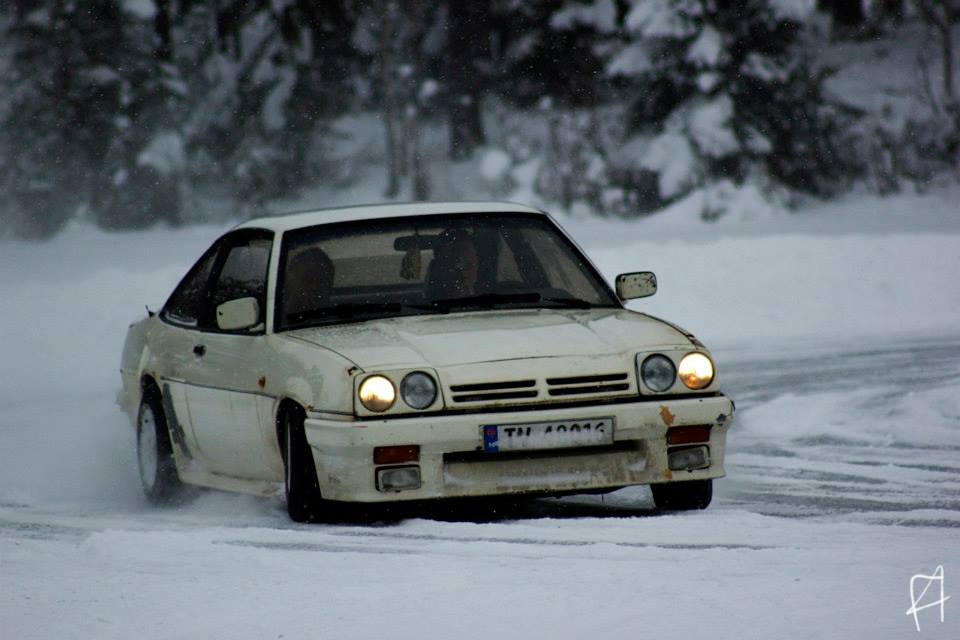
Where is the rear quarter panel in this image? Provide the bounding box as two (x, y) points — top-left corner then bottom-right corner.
(119, 315), (152, 425)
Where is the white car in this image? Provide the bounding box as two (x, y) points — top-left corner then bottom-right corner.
(119, 202), (734, 521)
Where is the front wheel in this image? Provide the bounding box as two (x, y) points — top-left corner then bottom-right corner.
(283, 406), (324, 523)
(137, 389), (185, 505)
(651, 479), (712, 511)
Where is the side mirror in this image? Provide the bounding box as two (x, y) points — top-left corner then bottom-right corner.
(216, 297), (261, 331)
(615, 271), (657, 301)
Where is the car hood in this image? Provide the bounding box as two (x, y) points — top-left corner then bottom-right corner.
(284, 308), (694, 370)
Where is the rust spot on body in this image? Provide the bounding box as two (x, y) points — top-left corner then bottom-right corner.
(659, 405), (675, 426)
(257, 376), (266, 389)
(663, 469), (673, 480)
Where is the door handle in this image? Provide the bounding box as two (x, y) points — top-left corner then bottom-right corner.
(193, 344), (207, 357)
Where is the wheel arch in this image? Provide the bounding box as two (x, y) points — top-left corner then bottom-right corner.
(141, 373), (161, 398)
(275, 397), (307, 466)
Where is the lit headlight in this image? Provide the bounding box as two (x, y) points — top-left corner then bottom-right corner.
(678, 352), (714, 390)
(400, 372), (437, 410)
(358, 375), (396, 412)
(640, 354), (676, 392)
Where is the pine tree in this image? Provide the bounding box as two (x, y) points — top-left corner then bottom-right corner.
(353, 0), (442, 198)
(96, 2), (187, 229)
(446, 1), (491, 159)
(1, 1), (126, 236)
(493, 0), (610, 109)
(0, 0), (190, 234)
(608, 0), (859, 215)
(179, 0), (356, 210)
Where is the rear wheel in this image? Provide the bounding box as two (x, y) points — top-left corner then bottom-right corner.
(137, 388), (185, 505)
(651, 479), (712, 511)
(282, 405), (324, 523)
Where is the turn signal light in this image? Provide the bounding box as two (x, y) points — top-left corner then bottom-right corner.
(667, 425), (711, 445)
(373, 445), (420, 465)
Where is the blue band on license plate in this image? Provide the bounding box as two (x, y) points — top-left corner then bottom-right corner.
(482, 425), (500, 453)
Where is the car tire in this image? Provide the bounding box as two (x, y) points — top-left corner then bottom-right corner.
(283, 405), (324, 523)
(650, 479), (712, 511)
(137, 388), (186, 505)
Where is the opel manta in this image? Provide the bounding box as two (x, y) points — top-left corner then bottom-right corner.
(119, 202), (734, 521)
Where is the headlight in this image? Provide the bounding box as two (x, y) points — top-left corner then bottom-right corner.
(358, 375), (396, 412)
(678, 352), (714, 390)
(640, 354), (676, 392)
(400, 371), (437, 410)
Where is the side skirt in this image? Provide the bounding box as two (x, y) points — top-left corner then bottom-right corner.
(177, 467), (284, 498)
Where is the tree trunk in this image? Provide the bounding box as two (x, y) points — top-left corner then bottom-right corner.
(941, 2), (955, 105)
(381, 3), (401, 198)
(399, 106), (410, 178)
(410, 110), (430, 200)
(153, 0), (172, 60)
(446, 1), (489, 160)
(820, 0), (865, 28)
(874, 0), (904, 23)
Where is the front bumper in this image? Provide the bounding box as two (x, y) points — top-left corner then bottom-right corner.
(304, 395), (733, 502)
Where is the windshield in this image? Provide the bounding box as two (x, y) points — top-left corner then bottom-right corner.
(275, 212), (619, 331)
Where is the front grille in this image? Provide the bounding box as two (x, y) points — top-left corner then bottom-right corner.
(447, 372), (632, 405)
(450, 379), (538, 403)
(546, 373), (629, 397)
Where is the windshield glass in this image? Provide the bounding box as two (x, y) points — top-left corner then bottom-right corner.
(276, 212), (619, 331)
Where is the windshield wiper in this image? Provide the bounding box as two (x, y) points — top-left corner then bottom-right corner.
(285, 301), (447, 327)
(287, 293), (600, 328)
(428, 292), (603, 310)
(539, 296), (598, 309)
(317, 302), (403, 316)
(429, 291), (542, 309)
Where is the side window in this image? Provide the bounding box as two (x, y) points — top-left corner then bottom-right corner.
(162, 245), (219, 327)
(205, 237), (272, 331)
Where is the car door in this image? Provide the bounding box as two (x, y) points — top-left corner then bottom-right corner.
(181, 230), (278, 480)
(152, 239), (223, 469)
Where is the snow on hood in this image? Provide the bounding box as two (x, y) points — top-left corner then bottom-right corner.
(284, 308), (693, 370)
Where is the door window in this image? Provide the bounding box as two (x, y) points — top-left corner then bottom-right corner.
(162, 245), (219, 327)
(205, 236), (272, 332)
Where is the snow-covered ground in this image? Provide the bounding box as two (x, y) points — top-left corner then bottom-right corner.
(1, 188), (959, 639)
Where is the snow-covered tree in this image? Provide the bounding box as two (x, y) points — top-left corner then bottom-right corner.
(0, 0), (190, 234)
(1, 1), (128, 236)
(95, 1), (188, 229)
(607, 0), (859, 216)
(353, 0), (443, 198)
(495, 0), (611, 109)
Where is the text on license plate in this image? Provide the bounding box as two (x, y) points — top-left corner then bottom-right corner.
(481, 418), (614, 453)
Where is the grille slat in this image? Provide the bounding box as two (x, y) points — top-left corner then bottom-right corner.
(547, 372), (631, 398)
(548, 383), (630, 397)
(449, 372), (632, 405)
(452, 390), (539, 403)
(450, 380), (536, 392)
(546, 373), (628, 385)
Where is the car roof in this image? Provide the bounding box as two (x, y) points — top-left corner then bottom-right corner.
(234, 201), (547, 234)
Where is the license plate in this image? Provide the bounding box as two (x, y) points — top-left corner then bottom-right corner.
(481, 417), (614, 453)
